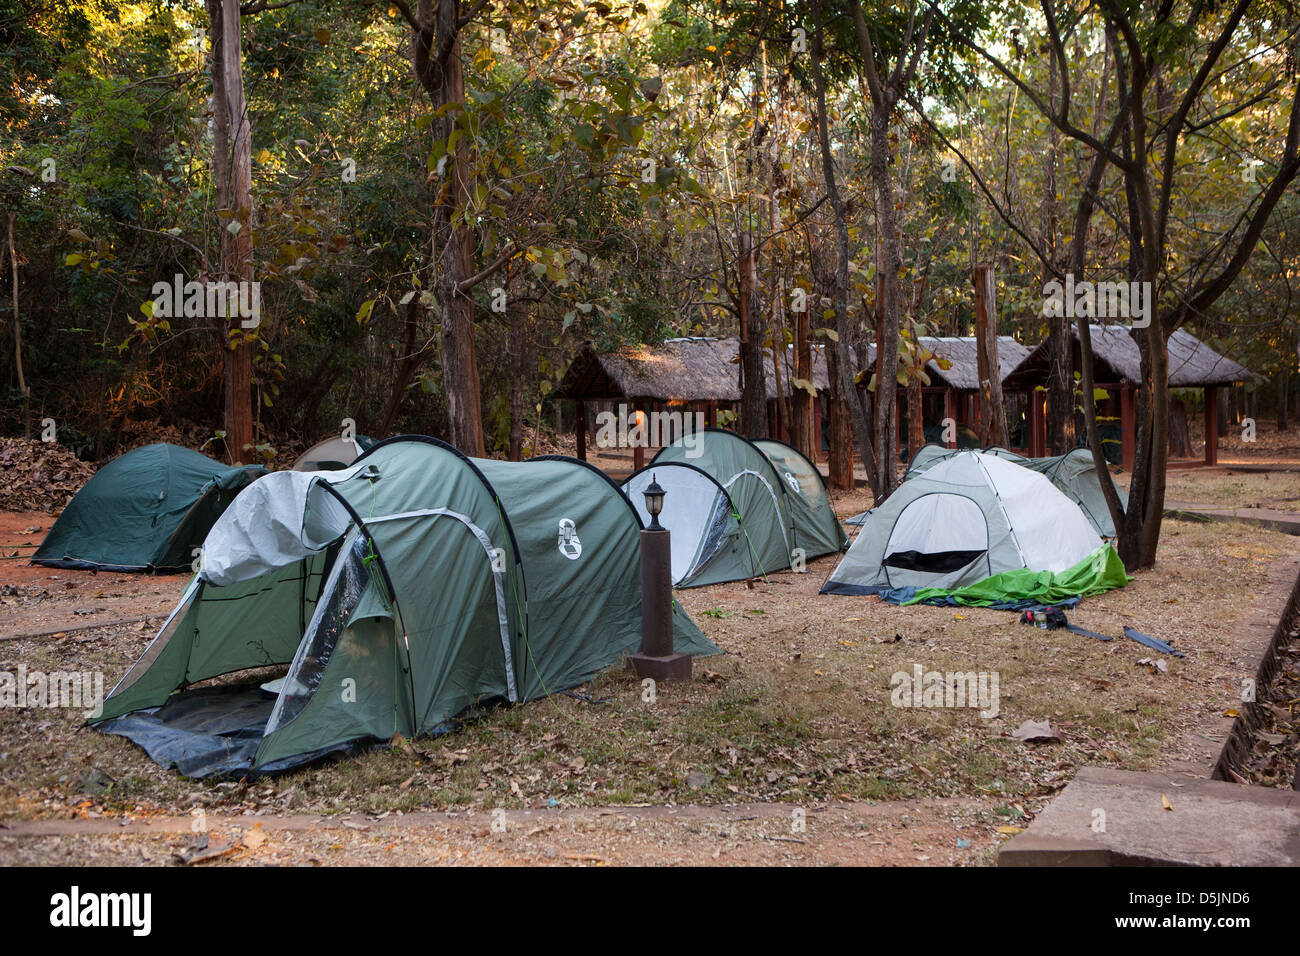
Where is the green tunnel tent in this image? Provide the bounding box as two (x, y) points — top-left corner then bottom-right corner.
(751, 438), (847, 559)
(32, 443), (267, 573)
(92, 437), (718, 777)
(622, 428), (843, 587)
(905, 444), (1127, 537)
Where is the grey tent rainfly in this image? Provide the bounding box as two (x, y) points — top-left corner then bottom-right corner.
(904, 444), (1129, 538)
(92, 437), (718, 777)
(32, 443), (267, 573)
(622, 428), (846, 587)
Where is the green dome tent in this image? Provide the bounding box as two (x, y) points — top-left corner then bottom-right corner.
(32, 443), (267, 573)
(92, 437), (717, 777)
(622, 428), (844, 587)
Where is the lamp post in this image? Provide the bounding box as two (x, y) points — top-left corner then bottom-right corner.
(630, 474), (691, 682)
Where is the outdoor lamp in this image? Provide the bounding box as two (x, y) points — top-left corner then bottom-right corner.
(643, 474), (666, 530)
(631, 471), (689, 682)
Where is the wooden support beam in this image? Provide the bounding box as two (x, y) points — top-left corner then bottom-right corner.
(1028, 391), (1045, 457)
(1204, 386), (1219, 466)
(575, 399), (586, 461)
(1120, 386), (1135, 472)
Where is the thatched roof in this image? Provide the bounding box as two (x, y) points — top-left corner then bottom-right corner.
(1002, 325), (1252, 390)
(555, 334), (1033, 403)
(865, 336), (1033, 390)
(553, 337), (835, 402)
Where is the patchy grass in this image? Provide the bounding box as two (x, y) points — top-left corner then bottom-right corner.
(0, 513), (1292, 825)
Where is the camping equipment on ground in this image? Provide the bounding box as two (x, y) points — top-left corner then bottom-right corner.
(292, 434), (375, 471)
(822, 450), (1128, 604)
(621, 428), (845, 587)
(32, 443), (267, 573)
(92, 437), (719, 777)
(1018, 607), (1184, 657)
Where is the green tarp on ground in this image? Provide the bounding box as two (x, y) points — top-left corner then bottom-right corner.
(894, 544), (1131, 606)
(33, 443), (267, 573)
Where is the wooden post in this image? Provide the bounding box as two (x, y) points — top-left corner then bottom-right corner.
(1028, 391), (1045, 456)
(633, 403), (645, 471)
(1204, 386), (1219, 466)
(1120, 385), (1135, 472)
(574, 400), (587, 462)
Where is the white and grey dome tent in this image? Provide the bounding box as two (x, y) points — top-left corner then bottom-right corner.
(822, 450), (1103, 596)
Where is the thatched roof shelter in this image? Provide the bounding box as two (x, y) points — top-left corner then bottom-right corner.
(1003, 324), (1252, 390)
(1005, 324), (1251, 467)
(864, 336), (1032, 390)
(553, 337), (834, 403)
(555, 335), (1031, 404)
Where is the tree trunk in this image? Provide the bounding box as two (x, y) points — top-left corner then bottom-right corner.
(811, 1), (876, 494)
(1041, 54), (1073, 455)
(907, 376), (923, 460)
(790, 289), (813, 457)
(737, 231), (767, 438)
(508, 306), (525, 461)
(868, 111), (901, 494)
(412, 0), (485, 456)
(208, 0), (254, 464)
(972, 264), (1008, 448)
(5, 214), (29, 438)
(825, 343), (854, 489)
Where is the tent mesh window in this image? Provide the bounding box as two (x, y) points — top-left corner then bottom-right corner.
(264, 532), (374, 736)
(692, 493), (735, 579)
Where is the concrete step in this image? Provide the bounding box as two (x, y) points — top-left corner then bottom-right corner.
(1164, 504), (1300, 535)
(999, 767), (1300, 866)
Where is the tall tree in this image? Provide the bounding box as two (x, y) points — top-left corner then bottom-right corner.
(207, 0), (254, 463)
(396, 0), (491, 456)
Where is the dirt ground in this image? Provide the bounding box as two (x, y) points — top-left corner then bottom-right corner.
(0, 513), (185, 640)
(1, 450), (1297, 866)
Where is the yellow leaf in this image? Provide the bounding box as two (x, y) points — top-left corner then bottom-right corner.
(1161, 794), (1173, 811)
(996, 826), (1023, 835)
(1223, 708), (1239, 717)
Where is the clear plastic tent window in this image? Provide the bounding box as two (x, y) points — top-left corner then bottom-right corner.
(264, 530), (373, 737)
